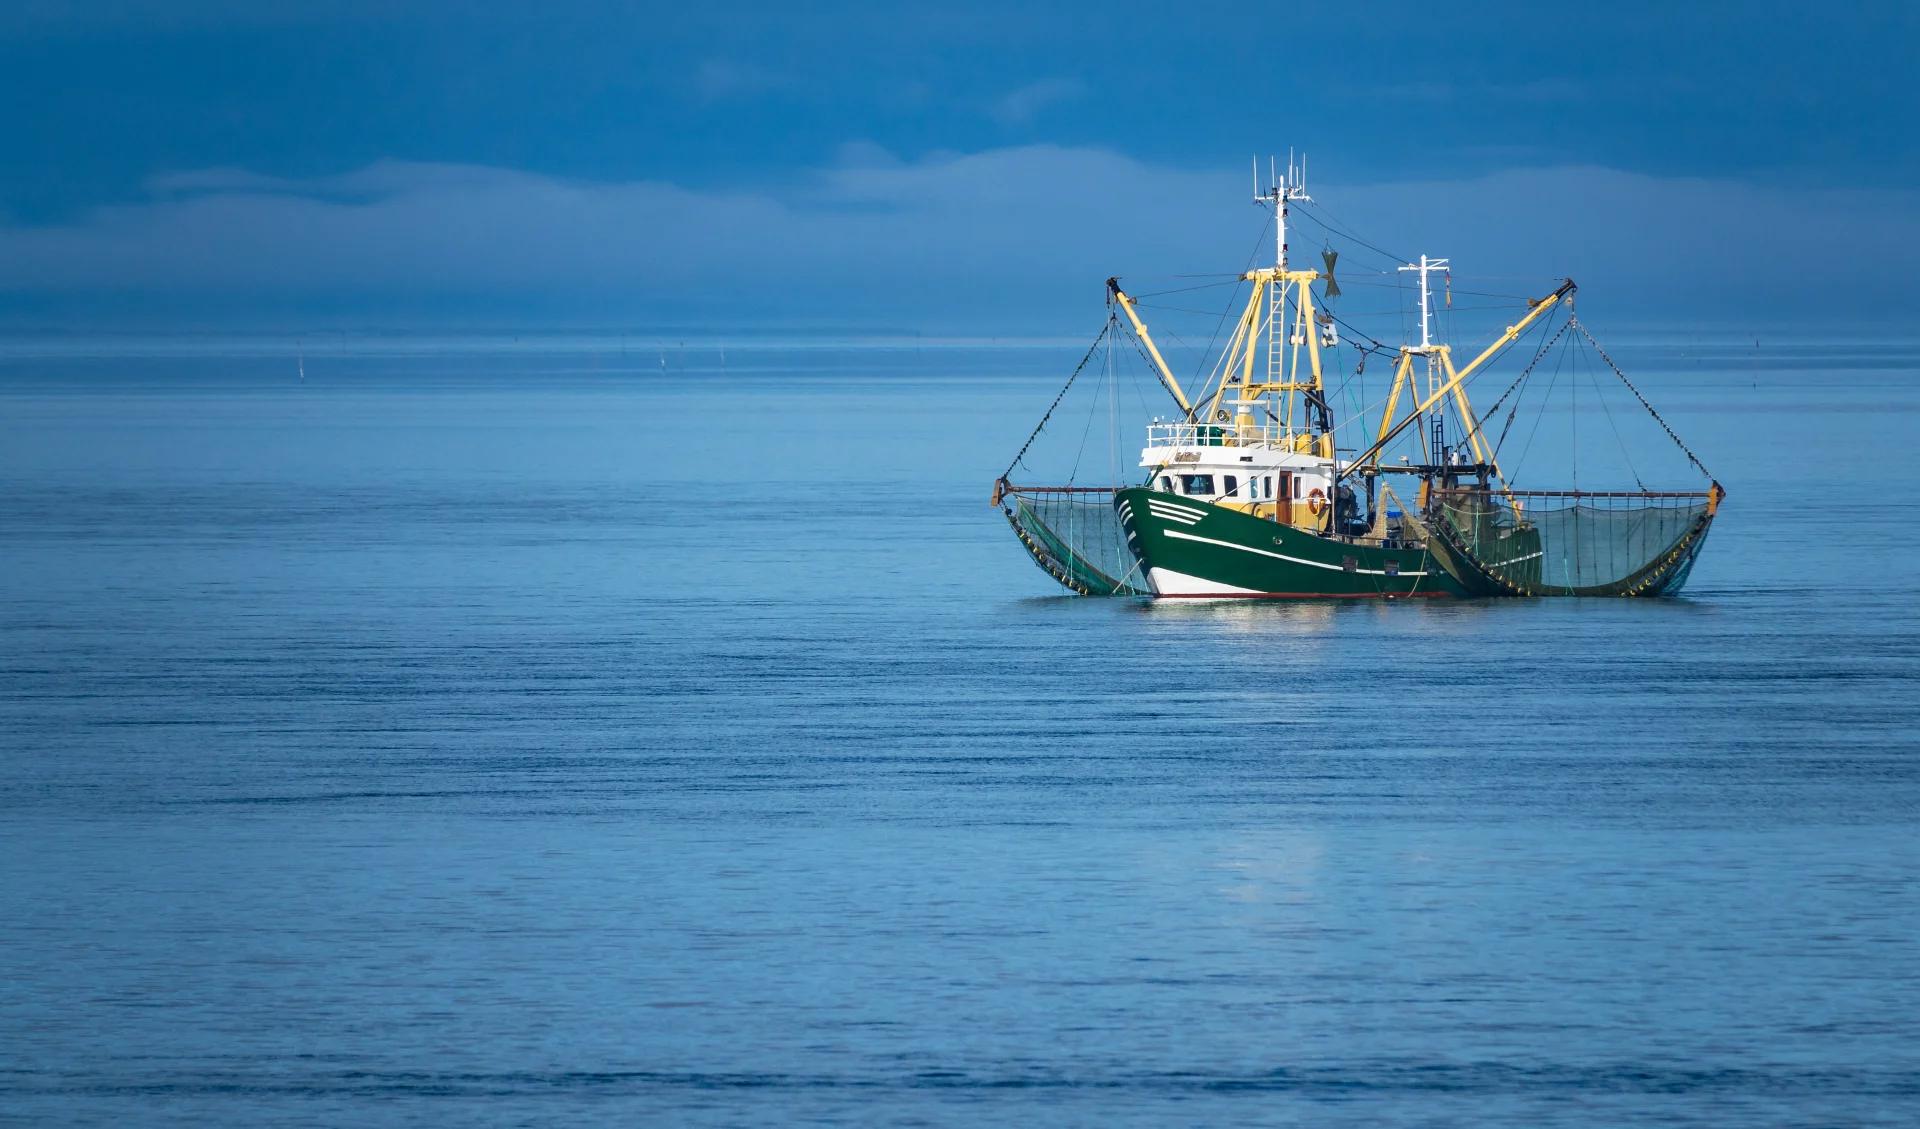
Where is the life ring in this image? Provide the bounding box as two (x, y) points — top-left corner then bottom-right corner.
(1306, 488), (1327, 516)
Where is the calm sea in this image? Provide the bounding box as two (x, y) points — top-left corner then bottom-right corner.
(3, 337), (1917, 1127)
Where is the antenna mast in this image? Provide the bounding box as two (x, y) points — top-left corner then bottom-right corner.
(1399, 254), (1452, 457)
(1398, 254), (1450, 351)
(1256, 152), (1311, 270)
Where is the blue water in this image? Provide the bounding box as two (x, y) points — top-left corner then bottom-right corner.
(3, 339), (1918, 1126)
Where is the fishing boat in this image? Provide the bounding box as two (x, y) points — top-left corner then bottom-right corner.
(994, 158), (1723, 599)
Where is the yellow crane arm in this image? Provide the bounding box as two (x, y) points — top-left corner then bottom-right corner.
(1340, 279), (1576, 477)
(1108, 279), (1193, 416)
(1436, 280), (1578, 406)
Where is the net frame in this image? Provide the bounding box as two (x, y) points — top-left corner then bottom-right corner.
(1000, 485), (1147, 597)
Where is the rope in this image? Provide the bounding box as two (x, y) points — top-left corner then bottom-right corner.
(1571, 317), (1716, 481)
(1583, 333), (1648, 492)
(1292, 200), (1407, 269)
(1001, 321), (1111, 482)
(1182, 217), (1272, 390)
(1481, 316), (1570, 423)
(1128, 278), (1243, 299)
(1473, 316), (1571, 459)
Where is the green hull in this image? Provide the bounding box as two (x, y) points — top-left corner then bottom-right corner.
(1115, 488), (1465, 598)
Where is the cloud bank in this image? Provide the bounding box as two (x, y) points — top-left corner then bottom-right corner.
(1, 146), (1915, 331)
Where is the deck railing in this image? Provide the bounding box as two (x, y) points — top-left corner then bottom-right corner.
(1143, 421), (1305, 449)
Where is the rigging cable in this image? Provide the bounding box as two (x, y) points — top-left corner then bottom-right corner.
(1291, 200), (1408, 270)
(1504, 328), (1572, 485)
(1067, 321), (1111, 485)
(1583, 332), (1647, 491)
(1000, 320), (1111, 482)
(1191, 214), (1275, 386)
(1477, 315), (1571, 459)
(1571, 317), (1716, 481)
(1127, 279), (1245, 299)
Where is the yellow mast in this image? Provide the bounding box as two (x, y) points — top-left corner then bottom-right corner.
(1344, 279), (1577, 481)
(1112, 159), (1337, 457)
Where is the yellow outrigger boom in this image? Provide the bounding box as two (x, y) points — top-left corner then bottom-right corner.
(1107, 279), (1193, 417)
(1341, 278), (1577, 483)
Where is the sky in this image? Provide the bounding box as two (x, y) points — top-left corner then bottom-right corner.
(2, 0), (1916, 332)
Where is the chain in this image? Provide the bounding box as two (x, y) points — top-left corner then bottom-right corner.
(1480, 317), (1570, 425)
(1571, 316), (1716, 482)
(1474, 316), (1570, 461)
(1001, 320), (1111, 482)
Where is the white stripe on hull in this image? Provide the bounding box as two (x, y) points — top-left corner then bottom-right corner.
(1159, 528), (1427, 577)
(1146, 567), (1261, 598)
(1144, 502), (1204, 526)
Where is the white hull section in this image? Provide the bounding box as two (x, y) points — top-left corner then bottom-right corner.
(1146, 567), (1261, 598)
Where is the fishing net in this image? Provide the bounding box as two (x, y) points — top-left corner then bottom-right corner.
(1001, 487), (1147, 596)
(1429, 490), (1717, 597)
(1415, 312), (1725, 598)
(993, 316), (1164, 597)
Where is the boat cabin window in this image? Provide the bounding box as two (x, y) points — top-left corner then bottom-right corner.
(1158, 476), (1175, 493)
(1223, 475), (1238, 498)
(1180, 474), (1214, 496)
(1263, 476), (1273, 499)
(1293, 477), (1303, 499)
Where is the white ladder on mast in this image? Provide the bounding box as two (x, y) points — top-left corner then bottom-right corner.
(1266, 278), (1287, 392)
